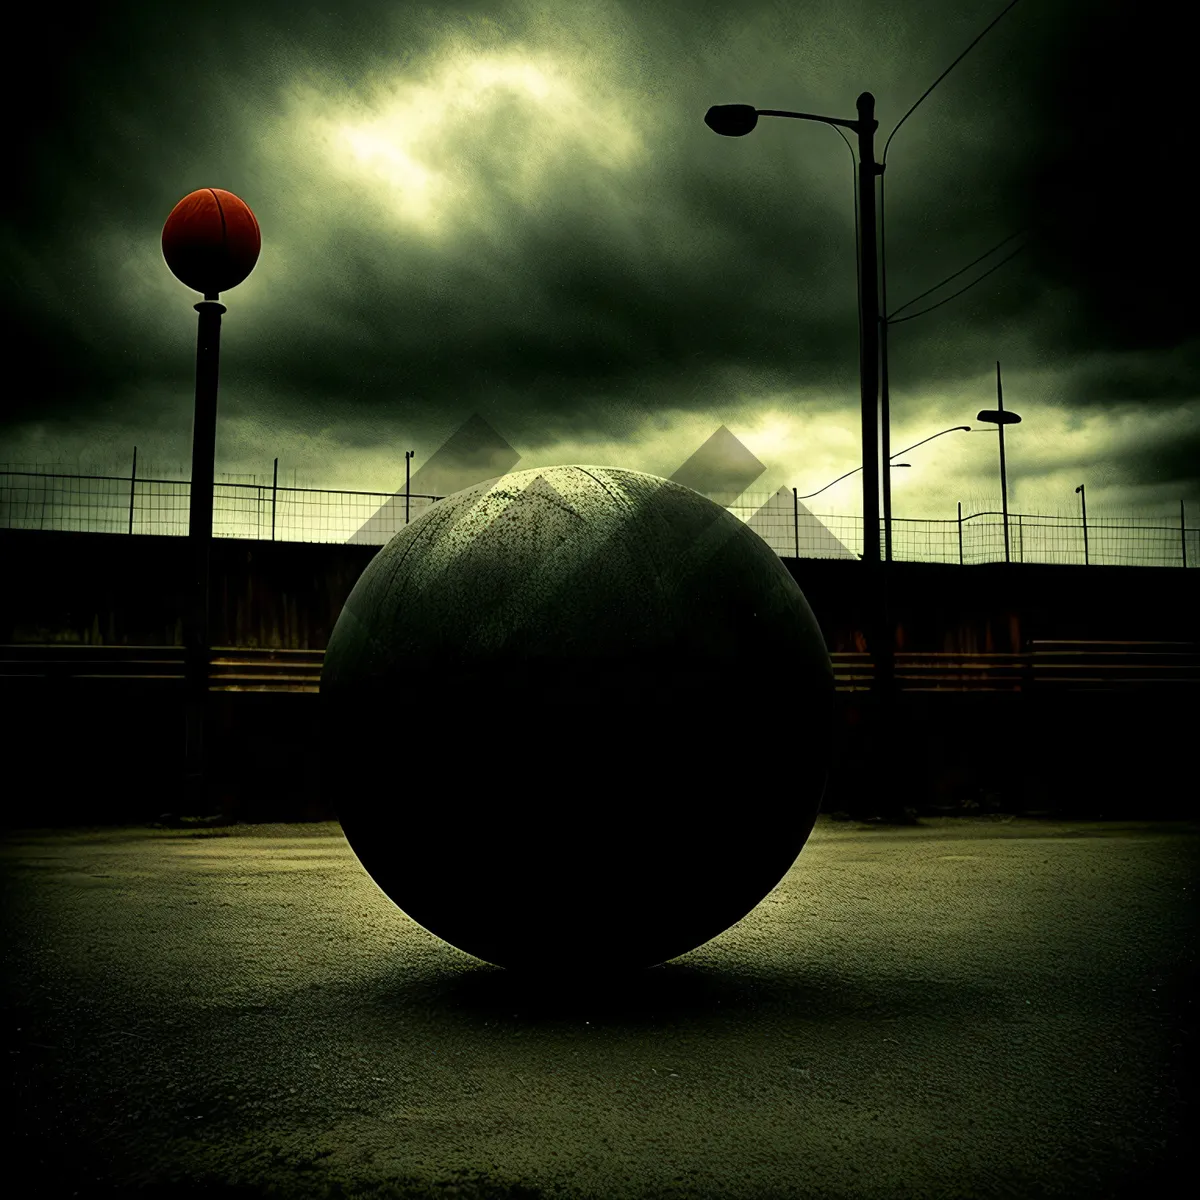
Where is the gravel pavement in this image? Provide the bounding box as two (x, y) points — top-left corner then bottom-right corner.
(2, 816), (1196, 1199)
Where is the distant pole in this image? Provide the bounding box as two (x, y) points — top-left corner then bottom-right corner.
(128, 446), (137, 534)
(793, 487), (800, 559)
(997, 362), (1011, 563)
(271, 457), (279, 541)
(405, 450), (414, 524)
(881, 316), (893, 562)
(1182, 500), (1188, 568)
(1076, 484), (1088, 565)
(957, 501), (963, 566)
(1017, 513), (1023, 563)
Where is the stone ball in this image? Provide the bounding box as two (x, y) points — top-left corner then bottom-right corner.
(321, 466), (833, 977)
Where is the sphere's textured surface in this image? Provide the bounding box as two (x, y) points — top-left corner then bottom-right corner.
(322, 466), (834, 975)
(161, 188), (261, 294)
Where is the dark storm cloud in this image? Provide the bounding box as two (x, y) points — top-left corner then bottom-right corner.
(3, 0), (1196, 511)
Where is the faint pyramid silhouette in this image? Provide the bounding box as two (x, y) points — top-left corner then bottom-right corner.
(668, 425), (766, 506)
(744, 487), (855, 559)
(349, 413), (521, 545)
(348, 418), (847, 558)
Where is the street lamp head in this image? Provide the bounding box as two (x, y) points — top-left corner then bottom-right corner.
(1075, 485), (1084, 494)
(704, 104), (759, 137)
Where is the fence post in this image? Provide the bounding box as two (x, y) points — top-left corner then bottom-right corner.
(128, 446), (137, 534)
(1017, 513), (1022, 563)
(272, 457), (278, 541)
(1183, 500), (1188, 568)
(957, 502), (963, 565)
(793, 487), (800, 559)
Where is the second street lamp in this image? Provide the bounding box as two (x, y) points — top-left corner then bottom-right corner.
(976, 360), (1022, 563)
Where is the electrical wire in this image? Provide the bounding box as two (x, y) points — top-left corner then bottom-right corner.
(879, 0), (1026, 329)
(887, 229), (1027, 320)
(882, 0), (1025, 168)
(887, 243), (1027, 324)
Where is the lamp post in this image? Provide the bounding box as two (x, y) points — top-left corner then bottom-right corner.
(162, 188), (261, 813)
(1075, 484), (1088, 565)
(706, 92), (893, 820)
(976, 361), (1021, 563)
(405, 450), (415, 525)
(705, 96), (883, 568)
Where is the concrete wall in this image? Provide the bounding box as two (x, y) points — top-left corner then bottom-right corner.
(3, 528), (1195, 826)
(3, 527), (1196, 653)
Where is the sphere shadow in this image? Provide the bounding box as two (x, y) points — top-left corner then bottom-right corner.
(358, 950), (1003, 1034)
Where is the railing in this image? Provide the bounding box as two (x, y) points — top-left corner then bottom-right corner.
(2, 643), (1197, 694)
(1, 467), (1196, 566)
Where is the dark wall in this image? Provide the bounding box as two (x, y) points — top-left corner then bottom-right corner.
(0, 530), (376, 649)
(3, 529), (1195, 827)
(784, 557), (1199, 652)
(3, 528), (1196, 652)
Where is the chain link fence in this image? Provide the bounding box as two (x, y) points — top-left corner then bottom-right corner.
(2, 466), (1196, 567)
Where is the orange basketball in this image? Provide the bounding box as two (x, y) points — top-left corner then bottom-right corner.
(161, 188), (261, 296)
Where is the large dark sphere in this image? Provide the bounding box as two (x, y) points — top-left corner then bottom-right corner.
(321, 466), (834, 976)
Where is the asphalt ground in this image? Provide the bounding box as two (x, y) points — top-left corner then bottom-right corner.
(2, 816), (1196, 1199)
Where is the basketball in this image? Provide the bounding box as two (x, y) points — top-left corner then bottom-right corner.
(161, 188), (261, 296)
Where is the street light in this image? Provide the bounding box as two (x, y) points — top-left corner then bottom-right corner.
(795, 425), (972, 500)
(706, 90), (893, 802)
(405, 450), (415, 525)
(706, 95), (883, 567)
(975, 361), (1021, 563)
(797, 462), (909, 502)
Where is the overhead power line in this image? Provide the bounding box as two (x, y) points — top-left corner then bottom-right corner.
(887, 242), (1027, 325)
(880, 0), (1026, 328)
(883, 0), (1026, 166)
(887, 229), (1027, 320)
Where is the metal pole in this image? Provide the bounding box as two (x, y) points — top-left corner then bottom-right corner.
(1182, 500), (1188, 569)
(1078, 484), (1088, 565)
(857, 93), (881, 571)
(881, 315), (893, 561)
(185, 292), (226, 813)
(271, 457), (278, 541)
(405, 450), (414, 525)
(997, 361), (1010, 563)
(128, 446), (137, 534)
(793, 487), (800, 559)
(854, 92), (892, 817)
(958, 501), (963, 565)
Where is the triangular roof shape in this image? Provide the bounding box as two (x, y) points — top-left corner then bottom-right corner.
(668, 424), (766, 506)
(349, 413), (521, 545)
(744, 487), (856, 559)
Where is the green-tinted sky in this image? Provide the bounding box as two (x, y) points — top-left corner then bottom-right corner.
(3, 0), (1194, 523)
